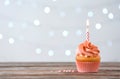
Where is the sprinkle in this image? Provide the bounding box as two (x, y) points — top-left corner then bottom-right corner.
(58, 70), (61, 72)
(68, 70), (71, 72)
(63, 70), (66, 72)
(65, 70), (69, 72)
(71, 70), (75, 72)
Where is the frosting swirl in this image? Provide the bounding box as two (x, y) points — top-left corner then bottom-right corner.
(76, 41), (100, 57)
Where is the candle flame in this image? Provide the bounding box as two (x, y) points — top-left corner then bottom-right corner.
(86, 19), (89, 32)
(86, 19), (89, 26)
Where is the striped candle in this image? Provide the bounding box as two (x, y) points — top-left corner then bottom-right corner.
(86, 19), (90, 41)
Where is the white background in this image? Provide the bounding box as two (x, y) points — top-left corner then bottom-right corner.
(0, 0), (120, 62)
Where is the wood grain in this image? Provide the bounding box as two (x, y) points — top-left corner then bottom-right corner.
(0, 62), (119, 79)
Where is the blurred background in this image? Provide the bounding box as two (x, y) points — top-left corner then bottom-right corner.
(0, 0), (120, 62)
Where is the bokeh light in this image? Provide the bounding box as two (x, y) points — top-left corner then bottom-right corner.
(0, 34), (3, 39)
(4, 0), (10, 6)
(102, 8), (108, 14)
(76, 30), (82, 36)
(8, 22), (14, 28)
(62, 30), (69, 37)
(48, 50), (54, 56)
(44, 7), (51, 14)
(36, 48), (42, 54)
(8, 38), (15, 44)
(88, 11), (94, 17)
(95, 23), (102, 30)
(34, 19), (40, 26)
(65, 50), (71, 56)
(108, 13), (114, 19)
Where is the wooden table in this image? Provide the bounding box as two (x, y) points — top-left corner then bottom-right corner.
(0, 62), (119, 79)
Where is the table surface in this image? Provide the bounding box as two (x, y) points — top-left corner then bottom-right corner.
(0, 62), (119, 79)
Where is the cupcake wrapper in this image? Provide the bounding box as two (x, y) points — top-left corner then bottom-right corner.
(76, 61), (100, 72)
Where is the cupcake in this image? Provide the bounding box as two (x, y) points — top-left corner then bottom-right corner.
(76, 40), (100, 72)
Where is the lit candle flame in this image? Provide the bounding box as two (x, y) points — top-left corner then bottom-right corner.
(86, 19), (89, 32)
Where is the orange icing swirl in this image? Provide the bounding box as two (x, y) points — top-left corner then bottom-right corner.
(77, 41), (100, 57)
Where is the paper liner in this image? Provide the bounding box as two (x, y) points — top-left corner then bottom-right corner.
(76, 61), (100, 72)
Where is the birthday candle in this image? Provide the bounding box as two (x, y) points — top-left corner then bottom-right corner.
(86, 19), (90, 41)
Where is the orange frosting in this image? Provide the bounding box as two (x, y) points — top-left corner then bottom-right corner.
(76, 40), (100, 57)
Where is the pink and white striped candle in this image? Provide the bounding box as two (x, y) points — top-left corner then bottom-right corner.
(86, 19), (90, 41)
